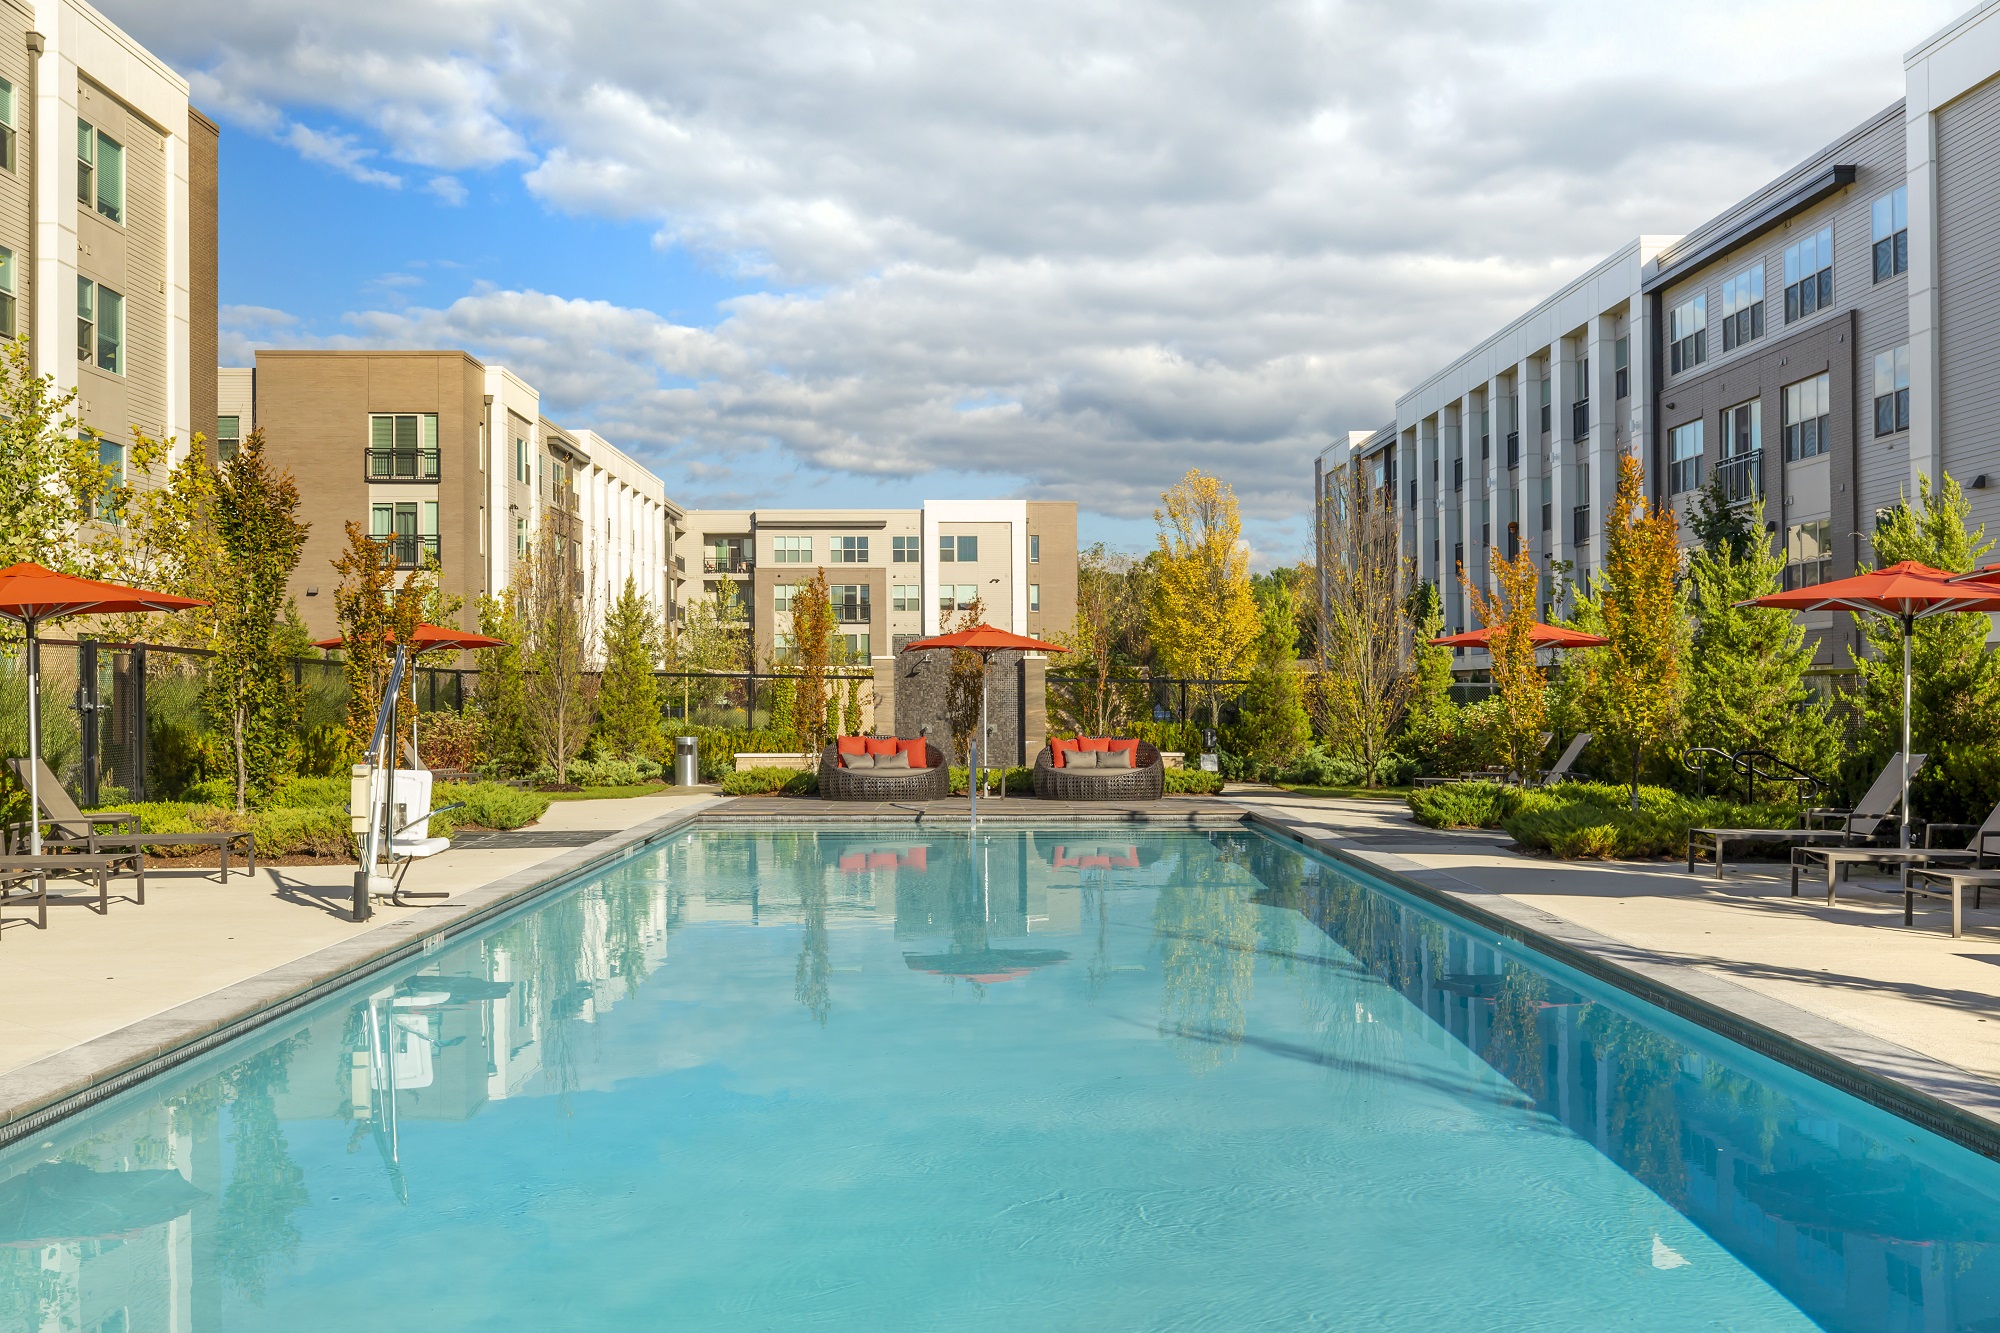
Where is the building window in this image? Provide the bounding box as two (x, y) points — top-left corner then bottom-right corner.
(1029, 583), (1041, 612)
(831, 584), (870, 622)
(1720, 264), (1765, 351)
(367, 414), (441, 479)
(0, 81), (14, 173)
(830, 535), (869, 563)
(892, 584), (920, 612)
(1786, 519), (1832, 589)
(1669, 294), (1706, 373)
(1720, 401), (1761, 503)
(1669, 420), (1704, 494)
(774, 582), (794, 614)
(939, 534), (978, 563)
(76, 120), (122, 224)
(772, 535), (812, 563)
(369, 500), (438, 568)
(515, 517), (527, 555)
(1783, 226), (1833, 322)
(1614, 337), (1629, 399)
(1029, 534), (1041, 563)
(838, 633), (870, 660)
(96, 434), (123, 522)
(1783, 373), (1832, 460)
(515, 437), (529, 482)
(1874, 345), (1911, 436)
(76, 278), (121, 373)
(1873, 186), (1908, 282)
(939, 582), (978, 613)
(0, 247), (15, 340)
(216, 414), (241, 462)
(892, 535), (920, 562)
(1538, 377), (1551, 433)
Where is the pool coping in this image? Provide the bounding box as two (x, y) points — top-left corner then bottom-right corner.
(1238, 809), (2000, 1164)
(0, 798), (724, 1149)
(7, 799), (2000, 1167)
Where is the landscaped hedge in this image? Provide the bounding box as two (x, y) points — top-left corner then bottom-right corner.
(718, 768), (818, 796)
(1410, 780), (1796, 860)
(950, 765), (1036, 795)
(1165, 767), (1225, 795)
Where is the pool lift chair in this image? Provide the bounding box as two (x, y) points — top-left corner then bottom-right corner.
(349, 644), (464, 917)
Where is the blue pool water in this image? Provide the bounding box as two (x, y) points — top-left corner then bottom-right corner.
(1, 827), (1998, 1330)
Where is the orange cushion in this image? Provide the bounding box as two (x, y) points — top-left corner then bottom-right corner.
(1108, 739), (1140, 765)
(838, 853), (865, 872)
(902, 847), (928, 871)
(1078, 737), (1112, 753)
(1051, 737), (1080, 768)
(868, 852), (897, 870)
(837, 736), (868, 756)
(900, 738), (928, 768)
(866, 737), (901, 757)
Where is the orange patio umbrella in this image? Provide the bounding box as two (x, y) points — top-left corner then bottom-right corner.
(1430, 623), (1609, 650)
(0, 562), (208, 853)
(1740, 560), (2000, 847)
(901, 623), (1068, 794)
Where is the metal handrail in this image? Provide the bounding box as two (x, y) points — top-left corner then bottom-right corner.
(1681, 745), (1826, 804)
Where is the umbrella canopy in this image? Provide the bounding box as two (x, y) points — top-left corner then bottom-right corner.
(0, 1162), (206, 1245)
(0, 564), (208, 855)
(901, 624), (1068, 807)
(901, 623), (1069, 655)
(904, 948), (1070, 983)
(313, 622), (506, 653)
(0, 561), (207, 622)
(1430, 623), (1609, 650)
(1739, 560), (2000, 847)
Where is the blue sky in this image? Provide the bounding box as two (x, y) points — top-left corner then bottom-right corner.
(130, 0), (1961, 566)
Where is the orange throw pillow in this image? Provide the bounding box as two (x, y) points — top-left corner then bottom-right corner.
(837, 736), (868, 756)
(1078, 737), (1112, 753)
(1051, 737), (1080, 768)
(1108, 739), (1140, 766)
(900, 738), (929, 768)
(866, 737), (901, 757)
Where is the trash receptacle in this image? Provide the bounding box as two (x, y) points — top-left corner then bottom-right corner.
(674, 736), (701, 787)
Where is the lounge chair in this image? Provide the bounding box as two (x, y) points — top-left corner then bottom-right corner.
(1687, 752), (1924, 878)
(1536, 733), (1592, 786)
(1032, 739), (1165, 802)
(819, 739), (950, 802)
(0, 849), (146, 924)
(8, 758), (255, 883)
(1413, 732), (1552, 788)
(1900, 864), (2000, 937)
(1788, 792), (2000, 905)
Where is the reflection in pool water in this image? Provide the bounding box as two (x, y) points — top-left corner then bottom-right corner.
(0, 828), (1996, 1330)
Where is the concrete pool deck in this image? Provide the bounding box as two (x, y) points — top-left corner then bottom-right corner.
(8, 783), (2000, 1156)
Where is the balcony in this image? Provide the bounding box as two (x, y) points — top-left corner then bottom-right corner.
(1717, 450), (1763, 505)
(704, 557), (755, 575)
(1571, 505), (1589, 547)
(366, 447), (440, 481)
(1784, 557), (1831, 591)
(1506, 432), (1519, 470)
(375, 533), (440, 569)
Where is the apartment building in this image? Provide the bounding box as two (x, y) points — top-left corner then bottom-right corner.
(0, 0), (219, 480)
(239, 350), (683, 643)
(674, 499), (1078, 668)
(1320, 0), (2000, 674)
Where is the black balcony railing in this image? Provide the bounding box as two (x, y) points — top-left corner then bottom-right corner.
(1571, 399), (1589, 440)
(704, 558), (755, 574)
(1717, 450), (1763, 505)
(366, 447), (441, 480)
(1784, 557), (1832, 591)
(1571, 505), (1589, 547)
(375, 533), (440, 569)
(1506, 431), (1519, 469)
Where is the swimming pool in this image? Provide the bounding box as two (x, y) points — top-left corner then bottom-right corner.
(1, 826), (1995, 1330)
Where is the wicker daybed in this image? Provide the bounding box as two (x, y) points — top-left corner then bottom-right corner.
(819, 740), (950, 802)
(1032, 740), (1165, 802)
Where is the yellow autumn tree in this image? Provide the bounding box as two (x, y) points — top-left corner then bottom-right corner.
(1150, 469), (1262, 728)
(1463, 545), (1545, 783)
(1584, 452), (1686, 808)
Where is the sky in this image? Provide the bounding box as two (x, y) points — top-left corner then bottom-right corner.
(110, 0), (1965, 564)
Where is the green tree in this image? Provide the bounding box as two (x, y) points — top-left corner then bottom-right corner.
(332, 522), (396, 763)
(1683, 491), (1842, 792)
(0, 338), (125, 576)
(516, 526), (597, 777)
(474, 593), (534, 775)
(596, 576), (664, 757)
(212, 430), (311, 810)
(670, 580), (749, 720)
(788, 569), (837, 754)
(1399, 584), (1457, 768)
(1464, 544), (1547, 784)
(1229, 578), (1309, 775)
(1859, 474), (2000, 820)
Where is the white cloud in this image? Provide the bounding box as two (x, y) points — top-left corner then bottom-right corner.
(282, 123), (401, 188)
(426, 175), (468, 205)
(116, 0), (1965, 552)
(218, 304), (301, 365)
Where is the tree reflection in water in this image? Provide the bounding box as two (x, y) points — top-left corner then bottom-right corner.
(1154, 840), (1259, 1071)
(795, 870), (831, 1025)
(210, 1035), (313, 1302)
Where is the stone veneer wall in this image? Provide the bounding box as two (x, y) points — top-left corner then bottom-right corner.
(889, 649), (1048, 765)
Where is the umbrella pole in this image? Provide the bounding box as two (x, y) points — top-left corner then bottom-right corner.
(24, 620), (39, 856)
(1902, 615), (1913, 850)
